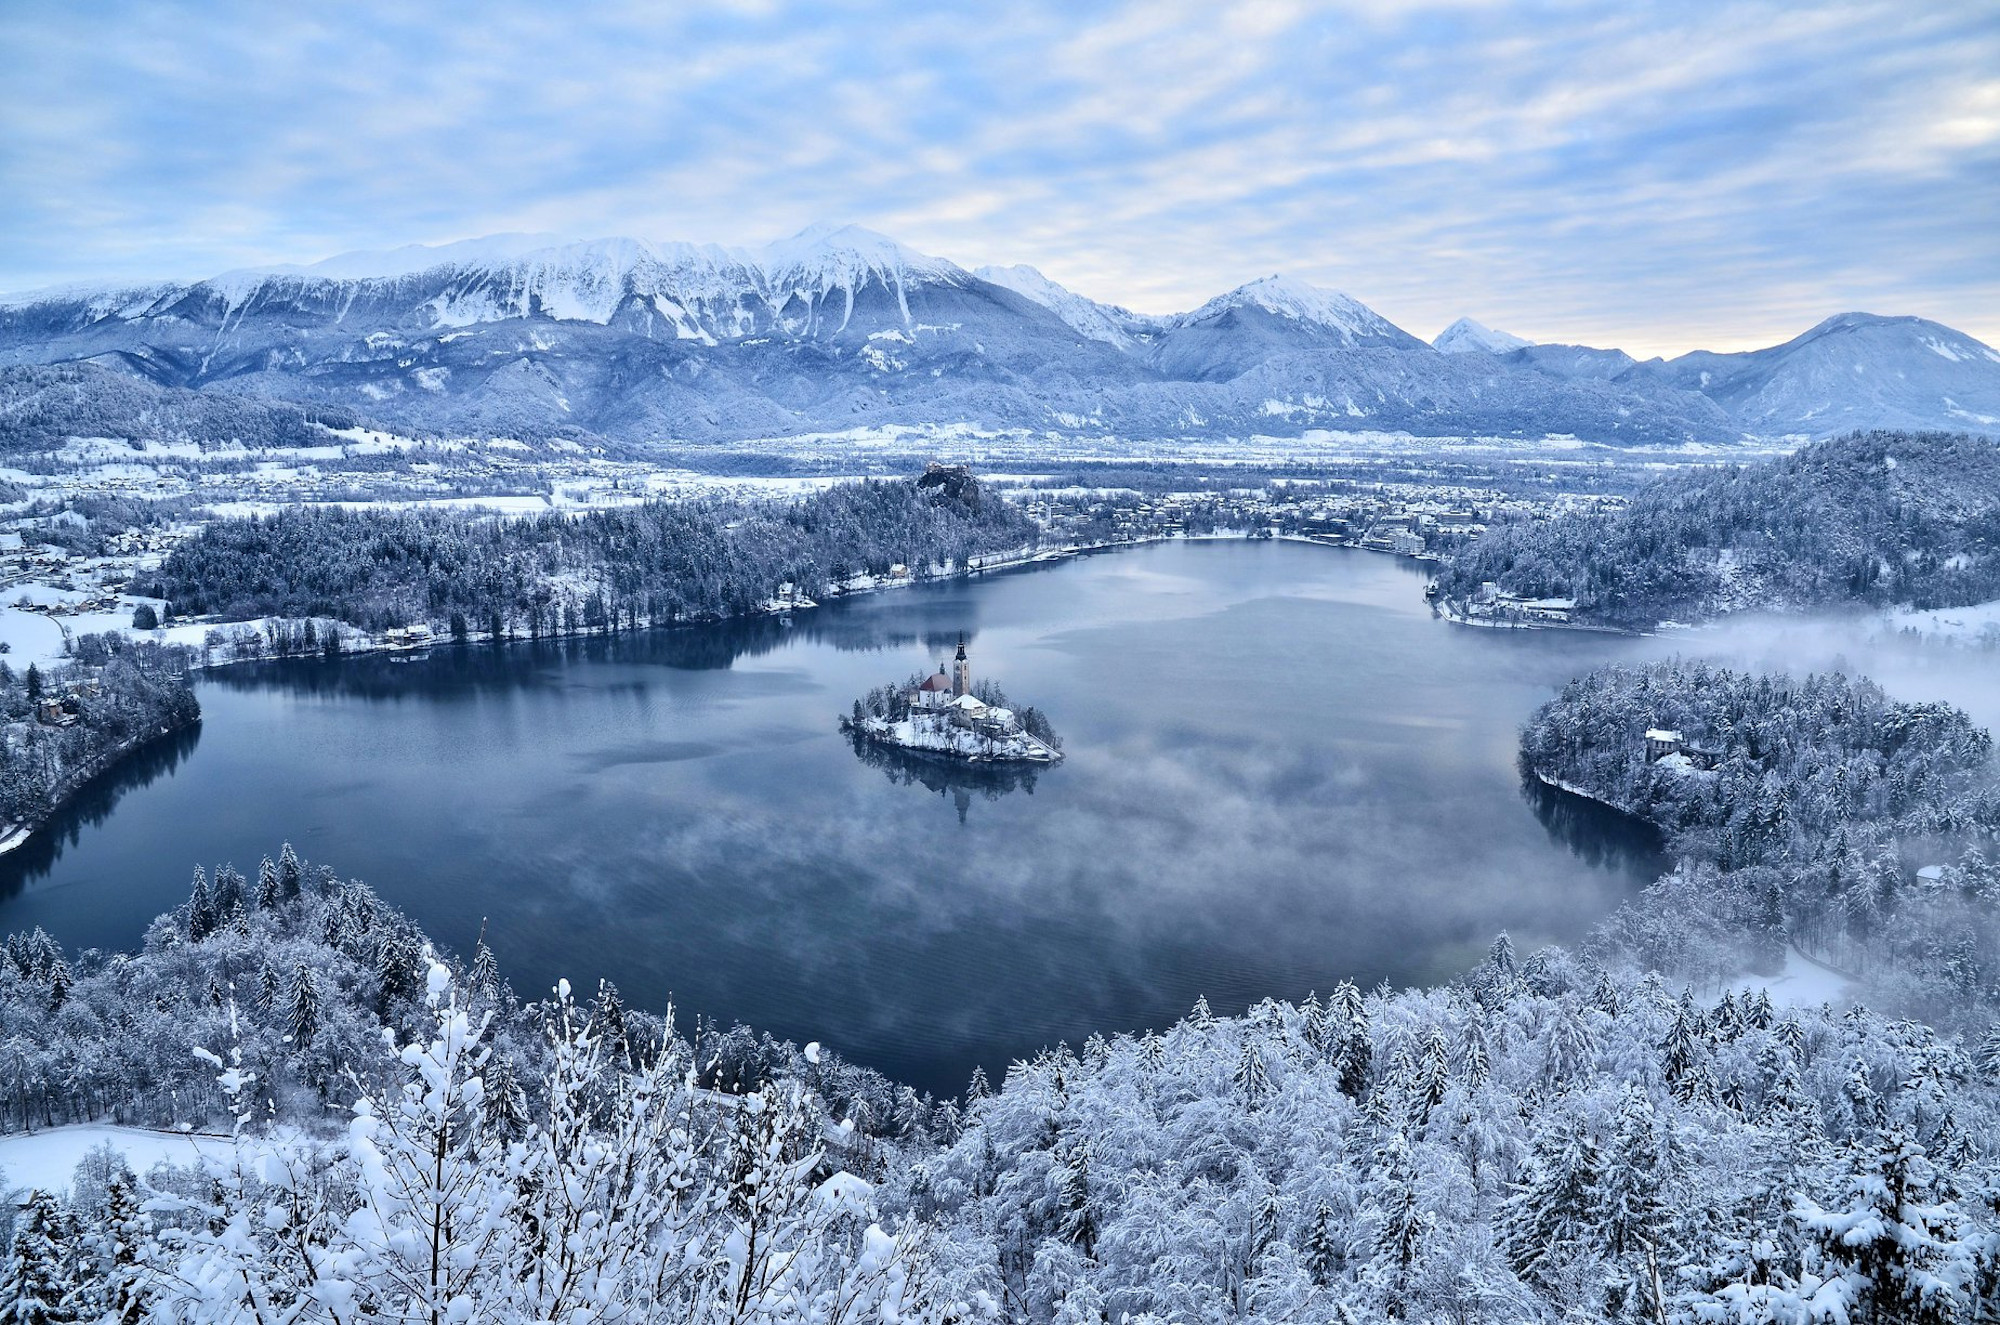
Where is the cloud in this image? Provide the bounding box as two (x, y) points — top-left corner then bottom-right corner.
(1, 0), (1995, 354)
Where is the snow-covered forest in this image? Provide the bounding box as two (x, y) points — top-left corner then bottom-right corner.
(1434, 431), (2000, 627)
(139, 468), (1037, 634)
(0, 635), (198, 839)
(4, 660), (1999, 1322)
(2, 840), (1998, 1322)
(1529, 661), (2000, 1030)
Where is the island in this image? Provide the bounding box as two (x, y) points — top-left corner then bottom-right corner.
(842, 635), (1063, 763)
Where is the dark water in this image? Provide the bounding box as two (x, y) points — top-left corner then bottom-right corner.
(0, 541), (1666, 1096)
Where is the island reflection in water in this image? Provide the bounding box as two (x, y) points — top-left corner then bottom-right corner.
(847, 733), (1050, 823)
(0, 541), (1698, 1097)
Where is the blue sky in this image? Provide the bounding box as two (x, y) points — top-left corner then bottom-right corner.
(2, 0), (1995, 356)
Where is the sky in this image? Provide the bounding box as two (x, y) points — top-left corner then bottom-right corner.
(1, 0), (1996, 356)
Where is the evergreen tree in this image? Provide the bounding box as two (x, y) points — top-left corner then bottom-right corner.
(185, 866), (214, 942)
(44, 958), (70, 1012)
(1599, 1085), (1674, 1271)
(1190, 995), (1215, 1030)
(285, 961), (320, 1047)
(1364, 1130), (1429, 1315)
(99, 1177), (150, 1325)
(278, 842), (303, 899)
(1331, 981), (1372, 1100)
(470, 936), (501, 1003)
(1502, 1116), (1602, 1296)
(1793, 1130), (1993, 1324)
(1234, 1035), (1273, 1106)
(0, 1191), (71, 1325)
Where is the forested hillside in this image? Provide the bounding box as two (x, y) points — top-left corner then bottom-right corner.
(0, 635), (199, 837)
(1524, 662), (2000, 1028)
(1435, 431), (2000, 628)
(0, 363), (378, 453)
(3, 850), (1997, 1323)
(140, 467), (1038, 634)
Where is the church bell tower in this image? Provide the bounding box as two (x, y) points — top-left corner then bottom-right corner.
(952, 634), (971, 697)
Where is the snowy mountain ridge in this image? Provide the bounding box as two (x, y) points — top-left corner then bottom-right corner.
(1176, 273), (1415, 346)
(1, 226), (1996, 448)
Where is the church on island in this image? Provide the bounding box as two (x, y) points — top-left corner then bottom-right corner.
(842, 636), (1063, 764)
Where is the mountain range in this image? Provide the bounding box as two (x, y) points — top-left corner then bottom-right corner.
(2, 223), (1997, 450)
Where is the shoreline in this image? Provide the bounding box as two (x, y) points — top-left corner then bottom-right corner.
(841, 715), (1064, 765)
(168, 529), (1359, 675)
(1530, 767), (1648, 821)
(0, 712), (203, 859)
(1434, 599), (1644, 636)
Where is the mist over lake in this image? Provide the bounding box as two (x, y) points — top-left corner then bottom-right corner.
(0, 537), (1856, 1096)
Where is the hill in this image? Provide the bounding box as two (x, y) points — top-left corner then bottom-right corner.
(1434, 430), (2000, 628)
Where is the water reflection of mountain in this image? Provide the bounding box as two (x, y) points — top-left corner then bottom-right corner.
(1520, 773), (1667, 883)
(201, 601), (988, 701)
(0, 725), (203, 901)
(847, 733), (1047, 823)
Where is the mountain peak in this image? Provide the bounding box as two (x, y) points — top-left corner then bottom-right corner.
(1433, 317), (1532, 354)
(758, 223), (959, 289)
(1776, 311), (2000, 366)
(1177, 274), (1408, 345)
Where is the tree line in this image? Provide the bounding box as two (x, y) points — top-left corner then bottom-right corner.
(1523, 660), (2000, 1031)
(139, 468), (1040, 636)
(0, 635), (199, 836)
(1434, 430), (2000, 627)
(2, 849), (1997, 1321)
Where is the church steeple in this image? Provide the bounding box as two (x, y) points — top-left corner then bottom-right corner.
(952, 633), (971, 697)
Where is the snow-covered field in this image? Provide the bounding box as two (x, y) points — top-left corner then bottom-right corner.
(1731, 946), (1852, 1008)
(1880, 599), (2000, 647)
(0, 606), (72, 667)
(0, 1124), (248, 1196)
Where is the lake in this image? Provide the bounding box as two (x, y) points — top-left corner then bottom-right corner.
(0, 540), (1669, 1097)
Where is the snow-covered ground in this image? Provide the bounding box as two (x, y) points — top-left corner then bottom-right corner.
(0, 606), (72, 667)
(0, 1124), (251, 1196)
(1732, 946), (1851, 1008)
(856, 712), (1062, 763)
(1879, 599), (2000, 647)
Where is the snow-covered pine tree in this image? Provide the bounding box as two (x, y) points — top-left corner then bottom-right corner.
(99, 1176), (151, 1325)
(277, 841), (303, 899)
(1501, 1114), (1602, 1298)
(1330, 982), (1372, 1100)
(0, 1191), (71, 1325)
(1362, 1130), (1430, 1317)
(470, 935), (501, 1003)
(185, 867), (214, 942)
(1234, 1035), (1273, 1107)
(285, 960), (319, 1047)
(1793, 1129), (1993, 1325)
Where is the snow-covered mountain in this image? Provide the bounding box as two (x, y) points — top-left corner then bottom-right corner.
(1432, 317), (1531, 354)
(971, 263), (1159, 351)
(1626, 312), (2000, 436)
(1, 227), (1994, 448)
